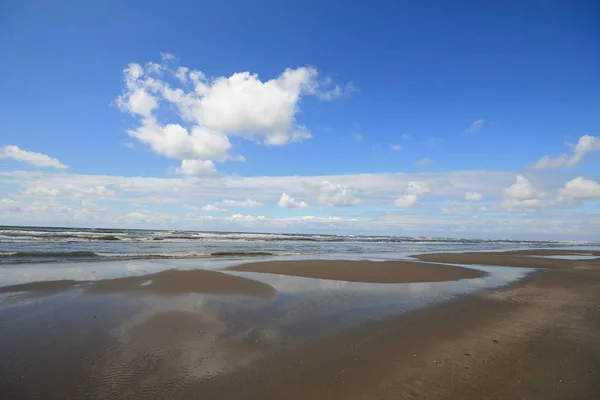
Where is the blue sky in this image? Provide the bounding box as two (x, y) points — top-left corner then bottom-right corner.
(0, 0), (599, 239)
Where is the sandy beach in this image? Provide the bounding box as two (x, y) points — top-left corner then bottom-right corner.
(1, 249), (599, 399)
(229, 259), (487, 283)
(0, 269), (276, 298)
(416, 249), (600, 269)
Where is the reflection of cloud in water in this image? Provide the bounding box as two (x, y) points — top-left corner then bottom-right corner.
(5, 260), (533, 385)
(406, 282), (434, 294)
(534, 255), (597, 260)
(221, 264), (533, 338)
(228, 263), (531, 297)
(0, 253), (532, 290)
(0, 260), (171, 287)
(99, 293), (274, 387)
(1, 255), (389, 287)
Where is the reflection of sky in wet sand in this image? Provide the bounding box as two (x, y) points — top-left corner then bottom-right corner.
(84, 262), (532, 382)
(226, 264), (530, 334)
(0, 256), (533, 387)
(0, 259), (173, 287)
(529, 254), (598, 260)
(0, 252), (525, 287)
(0, 252), (447, 287)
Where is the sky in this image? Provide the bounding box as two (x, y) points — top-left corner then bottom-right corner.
(0, 0), (599, 239)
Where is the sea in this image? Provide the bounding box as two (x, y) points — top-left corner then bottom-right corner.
(1, 225), (598, 265)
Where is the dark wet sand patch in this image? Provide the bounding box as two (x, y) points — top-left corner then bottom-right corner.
(416, 249), (600, 269)
(229, 259), (487, 283)
(0, 269), (275, 299)
(0, 279), (82, 294)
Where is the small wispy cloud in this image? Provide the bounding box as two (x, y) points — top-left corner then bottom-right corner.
(317, 81), (357, 101)
(278, 193), (309, 209)
(160, 52), (176, 62)
(423, 137), (443, 146)
(413, 158), (434, 168)
(530, 135), (600, 170)
(0, 145), (68, 169)
(466, 119), (488, 134)
(391, 144), (403, 151)
(201, 204), (229, 213)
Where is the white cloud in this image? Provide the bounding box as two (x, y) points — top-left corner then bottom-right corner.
(0, 169), (545, 209)
(317, 181), (361, 207)
(0, 145), (68, 169)
(394, 181), (430, 208)
(66, 185), (115, 198)
(406, 181), (431, 195)
(464, 191), (483, 202)
(201, 204), (229, 213)
(317, 81), (356, 101)
(503, 175), (536, 200)
(413, 158), (434, 168)
(277, 193), (308, 209)
(354, 134), (363, 142)
(160, 52), (176, 62)
(532, 135), (600, 170)
(0, 198), (20, 212)
(24, 187), (61, 196)
(193, 69), (316, 145)
(391, 144), (403, 151)
(131, 122), (232, 161)
(116, 57), (352, 173)
(443, 200), (488, 214)
(5, 169), (600, 239)
(557, 177), (600, 204)
(123, 209), (171, 225)
(394, 194), (418, 208)
(500, 198), (542, 210)
(81, 200), (106, 213)
(467, 119), (488, 134)
(176, 159), (217, 177)
(124, 63), (143, 80)
(501, 175), (544, 210)
(174, 67), (189, 83)
(126, 89), (157, 117)
(3, 169), (600, 239)
(401, 133), (411, 140)
(219, 199), (263, 208)
(231, 213), (255, 221)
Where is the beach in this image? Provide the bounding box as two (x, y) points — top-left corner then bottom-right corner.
(1, 249), (599, 399)
(229, 259), (487, 283)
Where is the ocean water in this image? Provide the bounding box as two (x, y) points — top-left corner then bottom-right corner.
(1, 225), (598, 265)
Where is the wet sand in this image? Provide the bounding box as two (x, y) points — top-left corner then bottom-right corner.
(416, 248), (600, 269)
(229, 259), (487, 283)
(1, 250), (599, 399)
(0, 269), (275, 298)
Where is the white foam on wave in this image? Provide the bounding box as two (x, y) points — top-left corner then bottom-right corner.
(93, 251), (212, 258)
